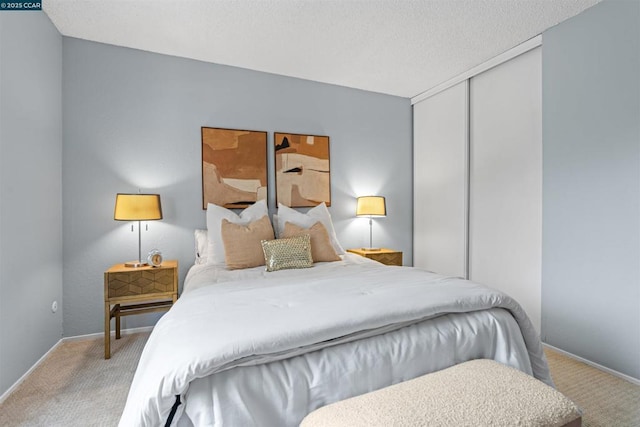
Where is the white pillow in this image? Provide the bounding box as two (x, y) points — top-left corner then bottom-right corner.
(276, 202), (345, 255)
(194, 229), (209, 265)
(206, 200), (269, 265)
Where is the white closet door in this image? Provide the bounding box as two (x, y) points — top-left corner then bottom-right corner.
(469, 47), (542, 331)
(413, 81), (468, 277)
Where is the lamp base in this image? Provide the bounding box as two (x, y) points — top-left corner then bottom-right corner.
(124, 260), (148, 268)
(361, 247), (382, 251)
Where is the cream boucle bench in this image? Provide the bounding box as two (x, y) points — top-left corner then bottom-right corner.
(300, 359), (581, 427)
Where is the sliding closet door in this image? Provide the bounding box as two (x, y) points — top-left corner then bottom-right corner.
(413, 81), (467, 278)
(469, 47), (542, 330)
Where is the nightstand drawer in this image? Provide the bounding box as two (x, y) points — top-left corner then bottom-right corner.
(107, 268), (175, 298)
(346, 248), (403, 266)
(365, 251), (402, 266)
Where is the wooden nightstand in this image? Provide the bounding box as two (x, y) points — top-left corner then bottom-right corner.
(346, 248), (403, 266)
(104, 260), (178, 359)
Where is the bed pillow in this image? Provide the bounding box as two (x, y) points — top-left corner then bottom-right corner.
(221, 215), (274, 270)
(206, 200), (269, 265)
(276, 202), (345, 255)
(281, 221), (341, 263)
(194, 229), (209, 265)
(261, 235), (313, 272)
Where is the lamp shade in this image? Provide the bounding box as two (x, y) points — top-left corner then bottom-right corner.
(114, 193), (163, 221)
(356, 196), (386, 217)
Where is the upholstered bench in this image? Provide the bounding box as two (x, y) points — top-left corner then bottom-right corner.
(300, 359), (581, 427)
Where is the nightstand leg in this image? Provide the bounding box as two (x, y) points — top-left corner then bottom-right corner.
(115, 304), (121, 340)
(104, 302), (111, 359)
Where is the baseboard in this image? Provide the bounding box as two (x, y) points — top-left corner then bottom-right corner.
(543, 342), (640, 386)
(61, 325), (154, 343)
(0, 325), (154, 404)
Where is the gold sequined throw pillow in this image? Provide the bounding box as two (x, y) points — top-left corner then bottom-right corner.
(261, 235), (313, 272)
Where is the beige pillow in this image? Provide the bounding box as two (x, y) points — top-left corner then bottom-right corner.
(261, 235), (314, 272)
(282, 221), (341, 263)
(221, 215), (274, 270)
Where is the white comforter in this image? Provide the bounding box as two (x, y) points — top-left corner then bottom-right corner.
(120, 255), (550, 427)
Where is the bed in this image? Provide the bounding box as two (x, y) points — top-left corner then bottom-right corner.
(119, 201), (551, 426)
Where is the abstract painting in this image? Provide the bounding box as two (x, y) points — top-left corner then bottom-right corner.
(202, 127), (267, 209)
(274, 132), (331, 207)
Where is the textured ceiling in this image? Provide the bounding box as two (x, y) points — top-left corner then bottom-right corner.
(44, 0), (601, 98)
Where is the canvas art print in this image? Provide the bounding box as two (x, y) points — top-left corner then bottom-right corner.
(202, 127), (268, 209)
(274, 132), (331, 207)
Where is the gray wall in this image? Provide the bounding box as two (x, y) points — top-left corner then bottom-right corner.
(62, 38), (412, 336)
(0, 12), (63, 395)
(542, 0), (640, 379)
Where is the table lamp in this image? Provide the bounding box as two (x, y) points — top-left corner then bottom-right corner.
(114, 193), (163, 267)
(356, 196), (386, 251)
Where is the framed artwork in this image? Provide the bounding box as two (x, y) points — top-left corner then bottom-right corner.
(201, 127), (268, 209)
(274, 132), (331, 207)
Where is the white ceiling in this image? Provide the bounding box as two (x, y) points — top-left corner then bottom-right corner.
(44, 0), (601, 98)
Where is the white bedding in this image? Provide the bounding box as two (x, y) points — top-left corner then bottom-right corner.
(120, 254), (550, 427)
(183, 253), (375, 294)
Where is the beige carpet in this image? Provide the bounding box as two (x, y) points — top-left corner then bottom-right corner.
(545, 347), (640, 427)
(0, 332), (148, 427)
(1, 333), (638, 426)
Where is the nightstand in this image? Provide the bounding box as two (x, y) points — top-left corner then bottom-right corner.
(104, 260), (178, 359)
(346, 248), (403, 266)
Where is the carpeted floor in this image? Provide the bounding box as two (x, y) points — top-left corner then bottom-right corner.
(545, 347), (640, 427)
(0, 332), (638, 426)
(0, 332), (149, 427)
